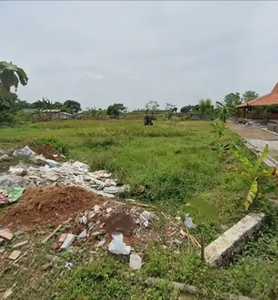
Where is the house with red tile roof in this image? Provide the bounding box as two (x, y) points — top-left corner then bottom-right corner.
(236, 82), (278, 119)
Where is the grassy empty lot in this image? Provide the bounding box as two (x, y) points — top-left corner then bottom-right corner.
(1, 119), (278, 299)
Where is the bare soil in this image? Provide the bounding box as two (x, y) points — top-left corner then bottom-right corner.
(0, 186), (104, 229)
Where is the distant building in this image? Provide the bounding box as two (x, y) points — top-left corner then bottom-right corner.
(236, 82), (278, 119)
(41, 109), (73, 120)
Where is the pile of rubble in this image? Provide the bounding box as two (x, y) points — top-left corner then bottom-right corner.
(0, 145), (129, 207)
(0, 145), (200, 272)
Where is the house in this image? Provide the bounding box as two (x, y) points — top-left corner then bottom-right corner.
(236, 82), (278, 119)
(41, 109), (73, 120)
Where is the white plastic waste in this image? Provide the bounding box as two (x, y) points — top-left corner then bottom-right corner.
(140, 211), (153, 227)
(108, 233), (131, 255)
(129, 254), (142, 270)
(13, 146), (34, 157)
(184, 214), (196, 229)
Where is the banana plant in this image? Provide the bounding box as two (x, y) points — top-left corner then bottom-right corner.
(0, 61), (28, 98)
(210, 122), (226, 138)
(233, 144), (269, 210)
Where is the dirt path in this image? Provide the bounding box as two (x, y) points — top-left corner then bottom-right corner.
(227, 122), (278, 159)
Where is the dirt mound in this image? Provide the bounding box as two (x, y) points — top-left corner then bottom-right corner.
(0, 186), (104, 228)
(27, 141), (65, 161)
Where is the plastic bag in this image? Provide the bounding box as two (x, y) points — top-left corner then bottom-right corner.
(184, 214), (196, 229)
(108, 233), (131, 255)
(13, 146), (34, 157)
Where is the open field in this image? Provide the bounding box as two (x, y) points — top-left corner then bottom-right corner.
(1, 120), (278, 299)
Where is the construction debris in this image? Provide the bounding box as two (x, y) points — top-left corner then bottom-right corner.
(8, 250), (21, 260)
(12, 240), (28, 249)
(61, 234), (75, 250)
(0, 228), (13, 241)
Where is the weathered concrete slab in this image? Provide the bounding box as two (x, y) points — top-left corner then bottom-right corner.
(205, 213), (265, 267)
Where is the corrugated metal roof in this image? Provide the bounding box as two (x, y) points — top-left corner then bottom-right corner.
(237, 83), (278, 108)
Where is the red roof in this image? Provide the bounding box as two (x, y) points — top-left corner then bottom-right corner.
(237, 82), (278, 108)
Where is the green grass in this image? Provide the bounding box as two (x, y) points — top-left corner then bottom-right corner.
(1, 119), (278, 299)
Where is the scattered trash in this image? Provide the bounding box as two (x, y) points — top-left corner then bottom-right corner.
(0, 154), (10, 162)
(58, 233), (67, 243)
(129, 253), (142, 270)
(106, 207), (112, 214)
(12, 240), (28, 249)
(103, 185), (128, 194)
(0, 190), (9, 206)
(140, 211), (153, 227)
(65, 262), (74, 269)
(8, 250), (21, 260)
(108, 233), (131, 255)
(96, 239), (105, 248)
(184, 214), (196, 229)
(61, 234), (75, 250)
(13, 146), (34, 157)
(0, 228), (13, 240)
(2, 286), (14, 299)
(8, 167), (27, 176)
(78, 229), (87, 239)
(8, 187), (24, 203)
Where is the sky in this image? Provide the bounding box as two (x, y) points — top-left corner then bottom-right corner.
(1, 1), (278, 111)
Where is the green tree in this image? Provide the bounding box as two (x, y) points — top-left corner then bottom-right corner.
(199, 98), (212, 115)
(180, 105), (197, 113)
(242, 90), (259, 103)
(0, 61), (28, 98)
(223, 92), (241, 107)
(63, 100), (81, 114)
(107, 103), (127, 118)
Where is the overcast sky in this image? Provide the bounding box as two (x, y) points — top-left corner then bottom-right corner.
(1, 1), (278, 110)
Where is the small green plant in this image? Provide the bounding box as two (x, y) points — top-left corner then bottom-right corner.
(211, 142), (230, 157)
(210, 122), (226, 138)
(233, 144), (269, 210)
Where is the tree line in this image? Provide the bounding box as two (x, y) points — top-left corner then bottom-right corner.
(0, 60), (262, 123)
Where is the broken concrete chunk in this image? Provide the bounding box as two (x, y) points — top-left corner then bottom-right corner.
(205, 213), (265, 267)
(9, 250), (21, 260)
(12, 240), (28, 249)
(61, 234), (75, 250)
(106, 207), (112, 214)
(79, 216), (88, 225)
(103, 186), (126, 194)
(129, 254), (142, 270)
(58, 233), (67, 243)
(0, 228), (13, 241)
(93, 205), (101, 213)
(78, 230), (87, 239)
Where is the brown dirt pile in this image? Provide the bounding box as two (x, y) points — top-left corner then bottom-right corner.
(27, 141), (65, 161)
(0, 186), (104, 228)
